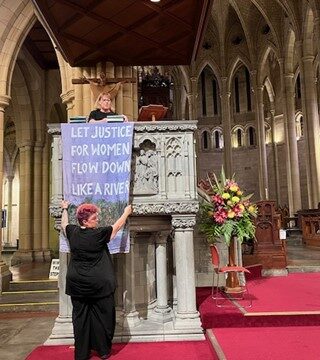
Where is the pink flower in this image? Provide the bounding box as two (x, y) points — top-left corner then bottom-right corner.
(214, 208), (228, 224)
(212, 194), (223, 205)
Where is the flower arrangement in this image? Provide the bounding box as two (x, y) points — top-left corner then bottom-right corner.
(198, 169), (257, 246)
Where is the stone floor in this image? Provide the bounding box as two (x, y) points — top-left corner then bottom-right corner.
(0, 240), (319, 359)
(0, 312), (56, 360)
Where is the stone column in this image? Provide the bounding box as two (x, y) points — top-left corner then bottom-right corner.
(220, 77), (233, 177)
(250, 70), (268, 199)
(256, 85), (269, 199)
(188, 77), (198, 120)
(278, 58), (294, 212)
(42, 137), (51, 261)
(0, 96), (12, 292)
(12, 144), (34, 264)
(299, 52), (320, 207)
(122, 232), (140, 328)
(270, 109), (281, 205)
(151, 231), (172, 322)
(46, 125), (73, 344)
(283, 73), (302, 212)
(33, 144), (43, 261)
(5, 175), (14, 246)
(171, 215), (202, 333)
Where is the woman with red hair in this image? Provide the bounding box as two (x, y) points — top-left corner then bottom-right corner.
(61, 200), (132, 360)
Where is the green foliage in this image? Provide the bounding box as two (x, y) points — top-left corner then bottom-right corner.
(198, 169), (257, 246)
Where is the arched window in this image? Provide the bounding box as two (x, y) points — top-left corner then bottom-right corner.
(248, 126), (256, 146)
(237, 128), (242, 147)
(201, 131), (209, 150)
(213, 130), (224, 149)
(235, 77), (240, 113)
(201, 71), (206, 115)
(296, 116), (304, 139)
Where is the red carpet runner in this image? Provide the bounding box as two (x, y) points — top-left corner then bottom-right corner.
(26, 340), (217, 360)
(198, 272), (320, 360)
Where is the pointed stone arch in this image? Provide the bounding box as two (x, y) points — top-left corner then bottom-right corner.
(227, 56), (252, 92)
(302, 6), (315, 56)
(0, 2), (36, 97)
(263, 76), (275, 104)
(194, 59), (222, 90)
(284, 27), (296, 74)
(258, 45), (280, 84)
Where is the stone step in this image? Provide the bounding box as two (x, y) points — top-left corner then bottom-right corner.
(9, 279), (58, 291)
(0, 289), (59, 313)
(285, 238), (303, 246)
(287, 265), (320, 273)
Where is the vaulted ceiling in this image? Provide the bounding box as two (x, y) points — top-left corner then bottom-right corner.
(32, 0), (213, 67)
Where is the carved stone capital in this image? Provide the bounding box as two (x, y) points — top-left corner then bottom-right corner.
(48, 124), (62, 135)
(133, 201), (199, 215)
(0, 95), (11, 110)
(171, 216), (196, 229)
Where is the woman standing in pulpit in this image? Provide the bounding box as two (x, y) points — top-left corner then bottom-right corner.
(88, 92), (128, 123)
(61, 200), (132, 360)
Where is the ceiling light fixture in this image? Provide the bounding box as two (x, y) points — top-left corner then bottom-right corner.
(150, 0), (161, 2)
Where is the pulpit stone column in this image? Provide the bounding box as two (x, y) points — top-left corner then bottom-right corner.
(150, 231), (172, 323)
(122, 232), (140, 329)
(0, 95), (12, 292)
(172, 215), (202, 331)
(46, 125), (73, 344)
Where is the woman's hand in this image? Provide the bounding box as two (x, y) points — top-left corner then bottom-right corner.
(61, 200), (69, 210)
(124, 204), (132, 216)
(123, 115), (129, 122)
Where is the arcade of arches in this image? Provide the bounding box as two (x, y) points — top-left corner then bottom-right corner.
(0, 0), (320, 286)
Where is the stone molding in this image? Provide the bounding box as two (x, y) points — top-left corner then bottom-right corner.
(133, 121), (197, 132)
(133, 202), (199, 215)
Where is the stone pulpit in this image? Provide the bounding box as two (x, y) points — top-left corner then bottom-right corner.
(46, 120), (204, 343)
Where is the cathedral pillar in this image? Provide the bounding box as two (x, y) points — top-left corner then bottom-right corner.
(256, 84), (269, 199)
(0, 95), (12, 291)
(284, 73), (302, 212)
(42, 137), (51, 261)
(12, 144), (34, 264)
(270, 109), (281, 205)
(299, 52), (320, 207)
(150, 231), (172, 322)
(278, 59), (294, 213)
(220, 77), (232, 176)
(172, 215), (202, 332)
(33, 144), (43, 261)
(187, 77), (198, 120)
(5, 175), (14, 246)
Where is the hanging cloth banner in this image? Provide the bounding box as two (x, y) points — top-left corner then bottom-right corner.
(61, 122), (134, 254)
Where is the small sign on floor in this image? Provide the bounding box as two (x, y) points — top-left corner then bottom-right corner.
(49, 259), (59, 279)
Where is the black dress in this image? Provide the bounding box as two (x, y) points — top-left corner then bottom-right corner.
(88, 109), (116, 121)
(65, 224), (115, 360)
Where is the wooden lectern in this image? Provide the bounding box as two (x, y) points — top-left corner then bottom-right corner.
(137, 104), (168, 122)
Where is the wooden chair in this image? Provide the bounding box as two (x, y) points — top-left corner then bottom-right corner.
(210, 245), (252, 308)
